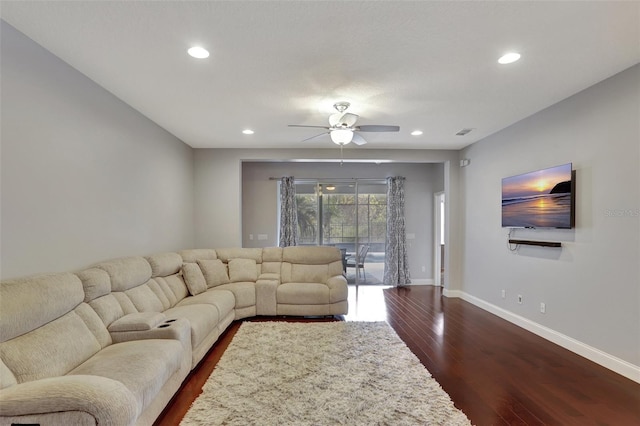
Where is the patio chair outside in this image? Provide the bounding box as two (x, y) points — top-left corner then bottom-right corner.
(346, 244), (369, 279)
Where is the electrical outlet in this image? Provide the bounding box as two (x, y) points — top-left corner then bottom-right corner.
(257, 234), (268, 240)
(540, 302), (546, 314)
(249, 234), (254, 241)
(517, 294), (523, 304)
(421, 266), (426, 272)
(501, 289), (506, 299)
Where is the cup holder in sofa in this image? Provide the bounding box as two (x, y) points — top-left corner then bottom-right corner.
(158, 319), (177, 328)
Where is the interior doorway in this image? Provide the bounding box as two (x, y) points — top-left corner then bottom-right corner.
(434, 192), (445, 286)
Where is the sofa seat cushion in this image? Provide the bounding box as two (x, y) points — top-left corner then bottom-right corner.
(163, 304), (219, 349)
(175, 289), (235, 320)
(68, 339), (183, 411)
(277, 282), (330, 305)
(215, 282), (256, 309)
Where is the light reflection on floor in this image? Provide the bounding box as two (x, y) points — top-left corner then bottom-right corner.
(343, 285), (391, 322)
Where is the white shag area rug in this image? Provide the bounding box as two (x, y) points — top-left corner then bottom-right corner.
(181, 321), (472, 426)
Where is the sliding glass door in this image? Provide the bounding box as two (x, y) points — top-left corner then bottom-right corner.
(294, 179), (386, 285)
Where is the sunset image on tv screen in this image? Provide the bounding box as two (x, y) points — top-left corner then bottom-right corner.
(502, 163), (573, 228)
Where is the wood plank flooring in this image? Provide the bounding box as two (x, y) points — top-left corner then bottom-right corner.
(154, 285), (640, 425)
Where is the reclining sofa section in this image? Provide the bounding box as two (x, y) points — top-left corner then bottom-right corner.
(0, 246), (348, 426)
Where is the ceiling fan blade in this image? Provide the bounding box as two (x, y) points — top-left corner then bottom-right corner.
(288, 124), (331, 129)
(301, 131), (329, 142)
(352, 133), (367, 145)
(340, 113), (359, 127)
(328, 113), (342, 127)
(329, 112), (359, 128)
(356, 125), (400, 132)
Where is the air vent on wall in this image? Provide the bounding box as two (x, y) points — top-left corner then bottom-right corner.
(456, 128), (473, 136)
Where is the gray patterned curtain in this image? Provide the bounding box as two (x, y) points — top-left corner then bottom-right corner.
(279, 176), (298, 247)
(384, 176), (411, 286)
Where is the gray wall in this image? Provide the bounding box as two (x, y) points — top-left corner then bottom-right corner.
(0, 22), (195, 279)
(459, 65), (639, 367)
(193, 148), (463, 289)
(241, 162), (444, 282)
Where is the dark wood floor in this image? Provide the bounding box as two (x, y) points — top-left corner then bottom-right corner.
(155, 285), (640, 425)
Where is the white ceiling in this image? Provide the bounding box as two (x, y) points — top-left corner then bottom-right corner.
(1, 1), (638, 150)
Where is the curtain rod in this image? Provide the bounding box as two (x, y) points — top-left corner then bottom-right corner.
(268, 177), (389, 182)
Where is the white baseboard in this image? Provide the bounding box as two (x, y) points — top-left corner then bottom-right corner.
(446, 290), (640, 384)
(409, 278), (435, 285)
(442, 288), (463, 298)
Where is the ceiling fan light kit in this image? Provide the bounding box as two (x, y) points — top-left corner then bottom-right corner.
(330, 129), (353, 145)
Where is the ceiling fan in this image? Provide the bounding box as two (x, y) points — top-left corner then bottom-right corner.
(288, 102), (400, 146)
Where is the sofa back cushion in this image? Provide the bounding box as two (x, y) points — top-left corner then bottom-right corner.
(94, 257), (152, 292)
(0, 273), (109, 386)
(124, 281), (167, 312)
(216, 248), (263, 280)
(89, 294), (126, 328)
(157, 274), (189, 304)
(146, 253), (190, 308)
(282, 246), (341, 265)
(197, 259), (230, 288)
(145, 252), (183, 278)
(215, 248), (262, 263)
(261, 247), (283, 274)
(179, 249), (217, 263)
(93, 256), (189, 317)
(76, 268), (111, 303)
(281, 263), (341, 284)
(280, 246), (343, 284)
(0, 273), (84, 342)
(182, 263), (208, 295)
(228, 258), (258, 282)
(1, 304), (104, 384)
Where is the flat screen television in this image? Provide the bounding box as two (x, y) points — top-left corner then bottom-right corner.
(502, 163), (575, 229)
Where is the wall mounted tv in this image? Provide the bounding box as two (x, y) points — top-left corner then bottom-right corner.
(502, 163), (575, 229)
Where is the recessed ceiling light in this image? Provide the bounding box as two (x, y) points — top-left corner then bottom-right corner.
(242, 129), (254, 135)
(187, 46), (209, 59)
(411, 130), (423, 136)
(498, 52), (521, 65)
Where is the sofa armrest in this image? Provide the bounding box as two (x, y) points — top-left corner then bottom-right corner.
(326, 275), (348, 303)
(255, 278), (279, 316)
(0, 374), (138, 426)
(108, 312), (166, 332)
(110, 318), (191, 356)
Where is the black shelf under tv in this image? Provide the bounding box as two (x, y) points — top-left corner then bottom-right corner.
(509, 239), (562, 248)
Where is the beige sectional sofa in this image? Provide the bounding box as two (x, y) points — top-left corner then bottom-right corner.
(0, 246), (348, 426)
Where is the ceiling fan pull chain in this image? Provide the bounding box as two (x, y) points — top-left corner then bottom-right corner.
(340, 144), (344, 166)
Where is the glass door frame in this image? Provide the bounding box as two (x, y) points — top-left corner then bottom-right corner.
(294, 178), (387, 285)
